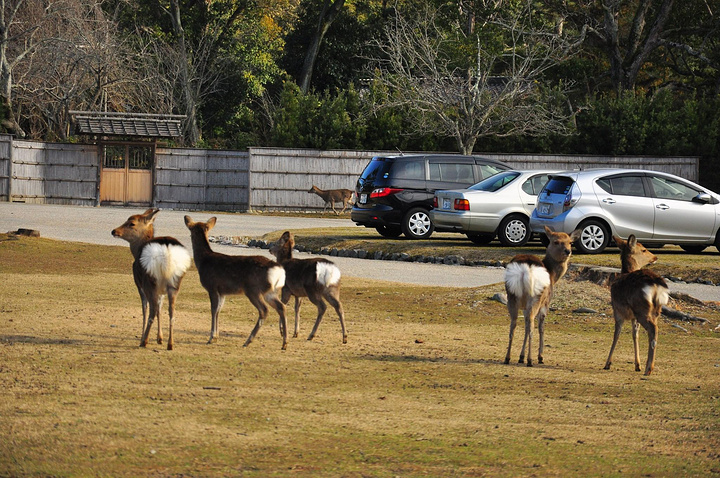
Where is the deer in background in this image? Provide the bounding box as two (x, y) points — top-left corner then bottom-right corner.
(504, 226), (581, 366)
(112, 208), (191, 350)
(269, 231), (347, 343)
(184, 216), (289, 350)
(308, 185), (354, 215)
(604, 235), (669, 375)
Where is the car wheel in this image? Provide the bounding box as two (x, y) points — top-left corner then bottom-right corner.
(467, 233), (494, 245)
(680, 244), (707, 254)
(402, 207), (434, 239)
(575, 220), (610, 254)
(498, 215), (530, 247)
(375, 225), (402, 238)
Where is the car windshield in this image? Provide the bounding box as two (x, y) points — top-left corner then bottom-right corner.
(469, 171), (521, 192)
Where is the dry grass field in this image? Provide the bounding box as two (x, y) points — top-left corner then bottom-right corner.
(1, 234), (719, 477)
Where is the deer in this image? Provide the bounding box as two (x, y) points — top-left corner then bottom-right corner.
(184, 215), (289, 350)
(604, 235), (669, 375)
(111, 208), (191, 350)
(269, 231), (347, 343)
(308, 185), (354, 215)
(504, 226), (581, 366)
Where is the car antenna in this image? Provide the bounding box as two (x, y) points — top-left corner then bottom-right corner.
(395, 147), (404, 156)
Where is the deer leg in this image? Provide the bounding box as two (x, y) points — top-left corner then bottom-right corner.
(522, 308), (535, 367)
(138, 288), (148, 337)
(306, 292), (327, 341)
(604, 310), (625, 370)
(324, 288), (347, 344)
(504, 296), (519, 364)
(268, 293), (288, 350)
(643, 316), (658, 376)
(166, 288), (178, 351)
(244, 294), (270, 348)
(631, 318), (642, 372)
(156, 295), (165, 344)
(332, 202), (339, 215)
(207, 293), (224, 344)
(294, 297), (302, 338)
(140, 292), (159, 347)
(537, 307), (548, 364)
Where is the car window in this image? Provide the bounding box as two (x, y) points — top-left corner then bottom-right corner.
(521, 174), (551, 195)
(649, 176), (698, 201)
(390, 160), (425, 180)
(478, 164), (507, 180)
(359, 159), (392, 182)
(542, 177), (573, 195)
(470, 171), (520, 192)
(596, 175), (646, 197)
(429, 162), (473, 182)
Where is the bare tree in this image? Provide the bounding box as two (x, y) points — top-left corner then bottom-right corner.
(299, 0), (346, 93)
(370, 3), (582, 155)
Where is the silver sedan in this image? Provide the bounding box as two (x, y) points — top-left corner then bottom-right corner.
(430, 170), (558, 246)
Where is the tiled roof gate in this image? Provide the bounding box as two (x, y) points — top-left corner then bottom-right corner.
(70, 111), (184, 138)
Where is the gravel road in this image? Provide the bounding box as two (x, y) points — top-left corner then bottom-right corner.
(2, 202), (718, 301)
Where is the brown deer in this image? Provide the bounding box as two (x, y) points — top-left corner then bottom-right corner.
(269, 231), (347, 343)
(604, 235), (669, 375)
(504, 226), (581, 366)
(112, 208), (191, 350)
(308, 185), (354, 215)
(184, 216), (289, 350)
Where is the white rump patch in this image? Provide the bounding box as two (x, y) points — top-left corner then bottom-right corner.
(268, 265), (286, 291)
(140, 243), (191, 287)
(505, 262), (550, 298)
(316, 262), (341, 287)
(643, 284), (669, 307)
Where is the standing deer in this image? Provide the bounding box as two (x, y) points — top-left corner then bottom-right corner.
(184, 216), (289, 350)
(269, 231), (347, 343)
(112, 208), (191, 350)
(604, 235), (669, 375)
(308, 185), (354, 215)
(504, 226), (581, 366)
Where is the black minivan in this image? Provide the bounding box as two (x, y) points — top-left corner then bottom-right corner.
(351, 154), (511, 239)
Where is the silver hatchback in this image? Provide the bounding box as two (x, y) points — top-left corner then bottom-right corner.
(530, 169), (720, 253)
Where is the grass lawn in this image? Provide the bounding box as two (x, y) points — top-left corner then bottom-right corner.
(1, 235), (719, 477)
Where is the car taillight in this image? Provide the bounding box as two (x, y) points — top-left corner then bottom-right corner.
(563, 191), (580, 212)
(454, 199), (470, 211)
(370, 187), (403, 198)
(433, 197), (438, 208)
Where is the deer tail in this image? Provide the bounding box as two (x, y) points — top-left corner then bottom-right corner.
(505, 262), (550, 298)
(140, 243), (191, 287)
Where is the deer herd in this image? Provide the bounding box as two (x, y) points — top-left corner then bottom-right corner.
(113, 208), (670, 376)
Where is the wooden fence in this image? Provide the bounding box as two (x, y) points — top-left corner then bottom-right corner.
(0, 135), (702, 211)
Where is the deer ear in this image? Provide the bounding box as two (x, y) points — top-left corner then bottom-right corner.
(569, 229), (582, 242)
(143, 208), (159, 223)
(544, 226), (555, 238)
(281, 231), (291, 241)
(207, 217), (217, 230)
(184, 215), (193, 228)
(627, 235), (637, 249)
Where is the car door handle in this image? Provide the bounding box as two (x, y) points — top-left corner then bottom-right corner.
(602, 198), (616, 204)
(656, 203), (669, 210)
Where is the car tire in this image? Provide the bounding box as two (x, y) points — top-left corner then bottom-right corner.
(375, 225), (402, 238)
(575, 219), (610, 254)
(402, 207), (434, 239)
(680, 244), (707, 254)
(498, 215), (530, 247)
(467, 233), (494, 245)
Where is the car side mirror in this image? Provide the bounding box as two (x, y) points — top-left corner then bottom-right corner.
(692, 193), (712, 204)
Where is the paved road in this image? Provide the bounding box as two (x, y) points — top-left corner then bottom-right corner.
(1, 203), (718, 302)
(0, 203), (506, 288)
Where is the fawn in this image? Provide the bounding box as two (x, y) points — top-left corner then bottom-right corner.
(184, 216), (289, 350)
(308, 185), (354, 215)
(269, 231), (347, 343)
(604, 235), (669, 375)
(112, 208), (191, 350)
(504, 226), (581, 366)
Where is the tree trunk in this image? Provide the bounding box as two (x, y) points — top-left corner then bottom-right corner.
(299, 0), (346, 94)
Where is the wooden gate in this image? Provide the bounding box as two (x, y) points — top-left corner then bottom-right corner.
(100, 143), (154, 206)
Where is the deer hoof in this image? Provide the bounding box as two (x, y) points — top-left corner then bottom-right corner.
(503, 357), (510, 365)
(603, 364), (611, 370)
(167, 343), (173, 351)
(342, 336), (348, 344)
(538, 357), (544, 364)
(526, 359), (533, 367)
(157, 338), (163, 345)
(518, 356), (525, 364)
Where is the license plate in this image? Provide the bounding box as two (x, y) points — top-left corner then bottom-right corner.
(359, 193), (367, 204)
(443, 198), (451, 210)
(538, 203), (551, 215)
